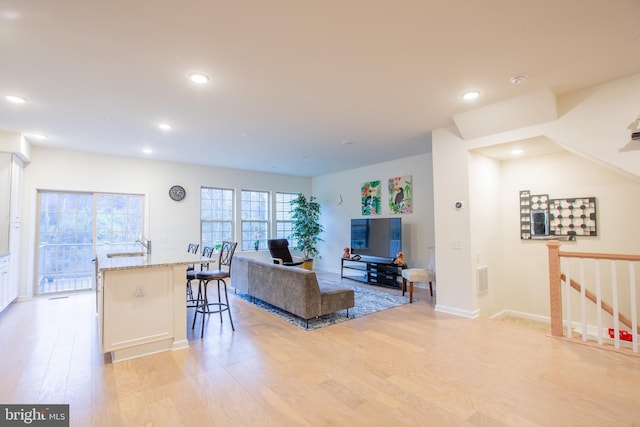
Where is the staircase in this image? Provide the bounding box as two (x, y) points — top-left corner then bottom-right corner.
(547, 240), (640, 354)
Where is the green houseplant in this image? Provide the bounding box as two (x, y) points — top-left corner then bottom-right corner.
(290, 194), (324, 269)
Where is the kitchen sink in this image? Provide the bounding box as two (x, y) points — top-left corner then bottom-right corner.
(106, 252), (146, 258)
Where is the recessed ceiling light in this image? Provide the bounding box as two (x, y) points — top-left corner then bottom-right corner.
(5, 95), (26, 104)
(3, 11), (20, 20)
(142, 147), (153, 154)
(188, 72), (210, 84)
(511, 149), (524, 156)
(510, 74), (528, 85)
(461, 90), (480, 101)
(28, 133), (47, 140)
(158, 123), (172, 131)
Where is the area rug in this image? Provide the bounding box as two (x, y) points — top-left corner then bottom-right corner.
(232, 281), (411, 330)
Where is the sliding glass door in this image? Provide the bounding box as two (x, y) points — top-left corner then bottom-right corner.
(36, 191), (143, 295)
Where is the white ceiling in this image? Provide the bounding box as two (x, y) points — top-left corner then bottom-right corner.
(471, 136), (566, 161)
(1, 1), (640, 176)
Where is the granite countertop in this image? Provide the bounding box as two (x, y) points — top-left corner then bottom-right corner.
(99, 250), (213, 271)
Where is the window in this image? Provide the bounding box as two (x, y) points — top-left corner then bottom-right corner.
(96, 193), (144, 250)
(275, 192), (298, 247)
(241, 190), (269, 251)
(201, 187), (234, 249)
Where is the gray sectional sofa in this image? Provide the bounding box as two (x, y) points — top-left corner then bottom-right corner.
(231, 256), (355, 328)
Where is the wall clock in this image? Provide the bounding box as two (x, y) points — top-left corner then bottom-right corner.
(169, 185), (186, 201)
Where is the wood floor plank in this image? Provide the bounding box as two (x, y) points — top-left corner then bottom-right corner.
(0, 275), (639, 426)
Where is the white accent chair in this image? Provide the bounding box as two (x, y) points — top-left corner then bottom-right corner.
(401, 269), (435, 303)
(401, 248), (436, 303)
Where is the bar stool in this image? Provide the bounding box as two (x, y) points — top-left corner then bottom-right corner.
(192, 241), (238, 337)
(187, 245), (213, 307)
(186, 243), (199, 272)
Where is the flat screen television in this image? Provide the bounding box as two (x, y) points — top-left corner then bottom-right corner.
(350, 218), (402, 260)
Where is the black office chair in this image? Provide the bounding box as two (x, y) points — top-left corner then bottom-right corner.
(267, 239), (304, 267)
(192, 241), (238, 338)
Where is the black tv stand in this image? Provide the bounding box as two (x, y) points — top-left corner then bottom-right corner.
(341, 256), (404, 289)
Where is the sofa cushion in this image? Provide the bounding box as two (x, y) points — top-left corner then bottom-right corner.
(230, 256), (250, 294)
(318, 282), (355, 316)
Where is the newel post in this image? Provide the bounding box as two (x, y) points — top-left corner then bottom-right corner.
(546, 240), (563, 337)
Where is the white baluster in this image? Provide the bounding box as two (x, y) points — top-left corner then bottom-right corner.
(630, 262), (637, 353)
(579, 258), (587, 341)
(611, 260), (619, 349)
(564, 258), (572, 339)
(595, 260), (603, 345)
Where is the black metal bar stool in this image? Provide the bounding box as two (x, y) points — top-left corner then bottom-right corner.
(192, 241), (238, 337)
(187, 245), (212, 308)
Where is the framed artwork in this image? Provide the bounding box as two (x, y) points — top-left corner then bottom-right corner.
(389, 175), (412, 214)
(361, 180), (381, 215)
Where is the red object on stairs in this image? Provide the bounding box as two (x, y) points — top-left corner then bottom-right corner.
(608, 328), (633, 342)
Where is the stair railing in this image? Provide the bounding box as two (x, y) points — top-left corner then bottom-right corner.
(547, 240), (640, 353)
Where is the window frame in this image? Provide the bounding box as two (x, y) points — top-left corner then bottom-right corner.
(200, 187), (235, 251)
(240, 189), (270, 251)
(275, 192), (298, 247)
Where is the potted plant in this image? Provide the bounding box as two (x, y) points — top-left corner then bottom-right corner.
(290, 194), (324, 270)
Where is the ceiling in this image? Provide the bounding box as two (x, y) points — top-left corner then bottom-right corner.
(471, 136), (566, 161)
(1, 1), (640, 177)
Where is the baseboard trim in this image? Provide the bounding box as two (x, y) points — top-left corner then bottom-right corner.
(435, 304), (479, 319)
(490, 309), (550, 324)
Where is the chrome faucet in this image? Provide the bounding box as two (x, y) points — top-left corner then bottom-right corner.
(136, 236), (152, 255)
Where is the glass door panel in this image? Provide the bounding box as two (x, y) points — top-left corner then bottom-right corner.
(37, 192), (94, 294)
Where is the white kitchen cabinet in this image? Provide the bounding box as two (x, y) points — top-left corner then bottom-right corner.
(0, 152), (23, 313)
(0, 255), (11, 312)
(8, 223), (20, 301)
(98, 250), (202, 362)
(9, 154), (22, 222)
(101, 266), (176, 361)
(0, 153), (11, 255)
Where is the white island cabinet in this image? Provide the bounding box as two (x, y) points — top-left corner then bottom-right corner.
(97, 250), (208, 362)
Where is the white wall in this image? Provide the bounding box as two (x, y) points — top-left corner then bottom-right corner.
(18, 147), (311, 298)
(498, 149), (640, 318)
(432, 71), (640, 319)
(311, 152), (434, 274)
(469, 152), (504, 317)
(431, 128), (476, 317)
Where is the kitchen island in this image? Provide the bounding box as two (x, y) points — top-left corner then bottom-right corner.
(97, 249), (209, 362)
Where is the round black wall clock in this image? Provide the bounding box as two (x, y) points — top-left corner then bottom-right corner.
(169, 185), (186, 201)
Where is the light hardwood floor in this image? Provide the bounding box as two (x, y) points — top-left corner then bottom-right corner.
(1, 274), (639, 427)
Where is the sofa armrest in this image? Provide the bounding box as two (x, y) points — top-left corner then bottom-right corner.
(230, 256), (250, 294)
